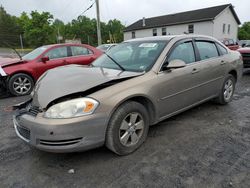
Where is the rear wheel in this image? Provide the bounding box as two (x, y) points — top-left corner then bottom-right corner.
(8, 73), (34, 96)
(106, 101), (149, 155)
(215, 74), (235, 105)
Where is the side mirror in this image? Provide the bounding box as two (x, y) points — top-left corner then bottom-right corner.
(242, 43), (246, 47)
(41, 56), (49, 63)
(163, 59), (186, 71)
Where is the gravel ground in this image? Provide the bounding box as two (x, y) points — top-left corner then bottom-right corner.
(0, 71), (250, 188)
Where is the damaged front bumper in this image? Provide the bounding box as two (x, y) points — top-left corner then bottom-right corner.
(0, 66), (8, 91)
(13, 100), (108, 153)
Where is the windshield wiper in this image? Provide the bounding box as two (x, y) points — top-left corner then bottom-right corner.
(104, 52), (126, 71)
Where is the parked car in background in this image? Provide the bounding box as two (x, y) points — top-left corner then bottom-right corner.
(13, 35), (243, 155)
(238, 47), (250, 68)
(239, 40), (250, 47)
(0, 43), (102, 96)
(220, 38), (240, 50)
(97, 43), (117, 52)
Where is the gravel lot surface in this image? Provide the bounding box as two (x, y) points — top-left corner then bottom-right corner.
(0, 71), (250, 188)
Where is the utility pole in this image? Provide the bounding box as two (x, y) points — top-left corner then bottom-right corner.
(19, 34), (23, 53)
(96, 0), (102, 45)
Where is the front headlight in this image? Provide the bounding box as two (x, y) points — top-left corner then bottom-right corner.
(44, 98), (99, 119)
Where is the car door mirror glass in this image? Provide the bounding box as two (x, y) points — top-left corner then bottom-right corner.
(41, 56), (49, 63)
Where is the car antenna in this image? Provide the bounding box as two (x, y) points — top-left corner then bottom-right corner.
(3, 41), (22, 60)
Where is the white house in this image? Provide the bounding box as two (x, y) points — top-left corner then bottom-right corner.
(124, 4), (241, 41)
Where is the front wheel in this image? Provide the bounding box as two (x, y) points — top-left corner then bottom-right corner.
(215, 74), (236, 105)
(8, 73), (34, 96)
(106, 101), (149, 155)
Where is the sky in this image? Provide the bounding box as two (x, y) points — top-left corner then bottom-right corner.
(0, 0), (249, 26)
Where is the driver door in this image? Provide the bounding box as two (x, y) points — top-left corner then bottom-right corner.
(157, 39), (204, 119)
(35, 46), (68, 76)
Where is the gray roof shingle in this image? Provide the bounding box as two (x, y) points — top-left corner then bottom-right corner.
(124, 4), (240, 32)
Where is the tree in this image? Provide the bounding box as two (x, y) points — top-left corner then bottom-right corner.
(238, 22), (250, 40)
(0, 5), (22, 47)
(106, 19), (125, 43)
(19, 11), (55, 47)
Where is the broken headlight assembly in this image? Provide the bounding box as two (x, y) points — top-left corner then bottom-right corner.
(44, 98), (99, 119)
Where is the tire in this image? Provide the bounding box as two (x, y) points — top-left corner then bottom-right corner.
(106, 101), (149, 155)
(8, 73), (34, 96)
(215, 74), (236, 105)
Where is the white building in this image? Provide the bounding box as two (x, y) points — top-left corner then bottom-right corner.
(124, 4), (240, 41)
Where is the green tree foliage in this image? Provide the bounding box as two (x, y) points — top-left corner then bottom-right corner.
(0, 5), (125, 48)
(20, 11), (55, 47)
(0, 5), (22, 47)
(238, 22), (250, 40)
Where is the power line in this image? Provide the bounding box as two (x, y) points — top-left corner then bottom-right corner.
(79, 1), (96, 17)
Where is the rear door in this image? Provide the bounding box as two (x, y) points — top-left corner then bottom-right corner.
(193, 39), (226, 100)
(67, 46), (95, 65)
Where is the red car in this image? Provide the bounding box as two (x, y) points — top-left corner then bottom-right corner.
(220, 38), (240, 51)
(0, 43), (102, 96)
(237, 47), (250, 68)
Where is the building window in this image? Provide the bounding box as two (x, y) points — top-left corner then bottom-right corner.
(223, 24), (226, 34)
(228, 24), (231, 34)
(132, 31), (136, 39)
(188, 25), (194, 33)
(153, 29), (157, 36)
(162, 28), (166, 35)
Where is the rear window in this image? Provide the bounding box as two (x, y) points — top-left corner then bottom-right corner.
(196, 41), (219, 60)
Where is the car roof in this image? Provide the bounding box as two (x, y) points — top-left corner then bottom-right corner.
(42, 43), (87, 48)
(125, 34), (218, 42)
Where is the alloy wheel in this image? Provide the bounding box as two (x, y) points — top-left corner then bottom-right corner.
(119, 112), (144, 147)
(13, 76), (32, 95)
(223, 79), (234, 101)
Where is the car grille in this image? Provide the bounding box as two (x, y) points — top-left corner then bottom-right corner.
(16, 125), (30, 141)
(39, 138), (83, 146)
(27, 105), (42, 116)
(242, 53), (250, 57)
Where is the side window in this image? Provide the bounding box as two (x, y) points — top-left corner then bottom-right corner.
(217, 44), (228, 55)
(162, 28), (167, 36)
(132, 32), (136, 39)
(196, 41), (219, 60)
(153, 29), (157, 36)
(228, 39), (234, 45)
(222, 24), (226, 34)
(45, 47), (68, 59)
(168, 42), (195, 64)
(71, 46), (90, 56)
(188, 24), (194, 33)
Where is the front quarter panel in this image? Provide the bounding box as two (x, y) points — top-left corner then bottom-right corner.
(89, 72), (160, 126)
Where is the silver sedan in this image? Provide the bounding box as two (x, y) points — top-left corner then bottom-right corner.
(13, 35), (243, 155)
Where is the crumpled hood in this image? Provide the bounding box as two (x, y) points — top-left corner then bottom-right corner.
(0, 57), (24, 67)
(32, 65), (144, 108)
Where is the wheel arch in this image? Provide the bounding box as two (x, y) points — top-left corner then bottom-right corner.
(228, 69), (237, 81)
(108, 95), (158, 126)
(7, 71), (35, 83)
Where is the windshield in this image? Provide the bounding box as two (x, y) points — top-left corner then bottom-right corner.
(22, 46), (48, 60)
(92, 40), (168, 72)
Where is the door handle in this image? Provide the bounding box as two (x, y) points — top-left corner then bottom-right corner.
(220, 60), (226, 65)
(191, 68), (200, 74)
